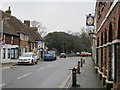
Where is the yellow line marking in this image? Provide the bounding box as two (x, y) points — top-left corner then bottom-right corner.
(59, 72), (72, 88)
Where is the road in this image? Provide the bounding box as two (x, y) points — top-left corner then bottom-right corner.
(2, 57), (81, 88)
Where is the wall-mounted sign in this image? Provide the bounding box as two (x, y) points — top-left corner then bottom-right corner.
(86, 14), (94, 26)
(37, 41), (41, 48)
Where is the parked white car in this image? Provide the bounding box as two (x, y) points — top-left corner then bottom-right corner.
(18, 52), (38, 64)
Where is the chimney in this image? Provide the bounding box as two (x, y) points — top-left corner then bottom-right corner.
(24, 20), (30, 27)
(5, 7), (11, 15)
(9, 7), (10, 10)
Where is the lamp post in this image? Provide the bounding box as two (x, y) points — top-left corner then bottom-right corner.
(0, 17), (10, 63)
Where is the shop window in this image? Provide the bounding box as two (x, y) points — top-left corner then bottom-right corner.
(11, 48), (15, 59)
(15, 49), (18, 59)
(3, 48), (5, 59)
(8, 49), (10, 59)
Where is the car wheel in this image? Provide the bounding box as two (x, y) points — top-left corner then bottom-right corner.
(35, 60), (38, 64)
(31, 60), (34, 65)
(54, 57), (56, 60)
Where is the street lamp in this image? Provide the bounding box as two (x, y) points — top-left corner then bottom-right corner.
(0, 17), (10, 63)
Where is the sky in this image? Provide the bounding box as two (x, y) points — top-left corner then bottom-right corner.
(1, 0), (96, 35)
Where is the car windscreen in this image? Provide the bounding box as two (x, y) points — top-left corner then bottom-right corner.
(48, 51), (55, 54)
(21, 53), (33, 57)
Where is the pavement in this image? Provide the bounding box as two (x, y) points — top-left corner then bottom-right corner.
(1, 59), (18, 70)
(68, 57), (104, 88)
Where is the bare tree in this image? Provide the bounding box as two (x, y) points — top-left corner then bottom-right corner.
(31, 21), (47, 37)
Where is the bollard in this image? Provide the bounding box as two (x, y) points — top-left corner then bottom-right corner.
(83, 58), (85, 64)
(81, 58), (83, 67)
(72, 68), (77, 87)
(77, 61), (81, 74)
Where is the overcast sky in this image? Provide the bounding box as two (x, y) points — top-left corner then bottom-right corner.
(1, 0), (96, 34)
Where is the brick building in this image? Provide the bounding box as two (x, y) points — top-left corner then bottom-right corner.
(95, 1), (120, 88)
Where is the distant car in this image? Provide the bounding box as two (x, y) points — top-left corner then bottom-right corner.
(80, 52), (91, 56)
(44, 54), (56, 61)
(76, 52), (80, 56)
(48, 51), (57, 60)
(60, 53), (66, 58)
(18, 52), (38, 64)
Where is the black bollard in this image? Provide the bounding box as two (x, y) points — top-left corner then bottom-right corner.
(72, 68), (77, 87)
(81, 58), (83, 67)
(77, 61), (81, 74)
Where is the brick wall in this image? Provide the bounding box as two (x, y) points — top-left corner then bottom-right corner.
(95, 2), (120, 88)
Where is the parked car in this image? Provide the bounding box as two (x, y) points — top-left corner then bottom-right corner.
(80, 52), (91, 56)
(48, 50), (57, 60)
(76, 52), (80, 56)
(18, 52), (38, 64)
(44, 54), (56, 61)
(60, 53), (66, 58)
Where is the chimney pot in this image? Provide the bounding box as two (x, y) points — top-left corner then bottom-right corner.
(24, 20), (30, 27)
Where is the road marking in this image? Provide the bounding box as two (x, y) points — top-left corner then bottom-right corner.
(17, 72), (32, 79)
(59, 72), (72, 88)
(0, 83), (6, 87)
(36, 67), (44, 71)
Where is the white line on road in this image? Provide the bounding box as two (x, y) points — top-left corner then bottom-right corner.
(17, 72), (32, 79)
(59, 72), (72, 88)
(36, 67), (44, 71)
(0, 83), (6, 87)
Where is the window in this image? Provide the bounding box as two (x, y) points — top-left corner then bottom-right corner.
(8, 49), (10, 59)
(15, 49), (18, 59)
(109, 22), (112, 42)
(11, 48), (15, 59)
(20, 33), (25, 40)
(104, 28), (107, 44)
(118, 16), (120, 38)
(3, 48), (6, 59)
(25, 35), (28, 41)
(31, 43), (33, 50)
(11, 36), (14, 44)
(3, 35), (6, 43)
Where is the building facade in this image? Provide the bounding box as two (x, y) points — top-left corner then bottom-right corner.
(1, 7), (43, 61)
(95, 1), (120, 88)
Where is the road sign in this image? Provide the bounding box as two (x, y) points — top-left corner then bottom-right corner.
(38, 41), (41, 48)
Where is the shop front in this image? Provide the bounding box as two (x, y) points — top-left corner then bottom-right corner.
(2, 44), (19, 60)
